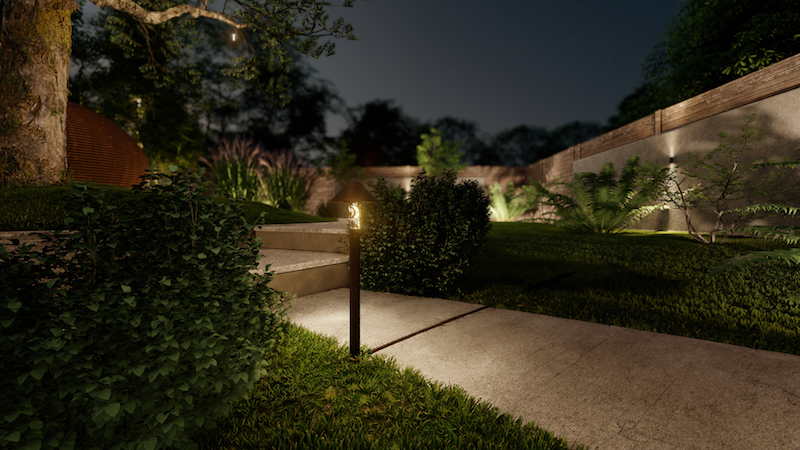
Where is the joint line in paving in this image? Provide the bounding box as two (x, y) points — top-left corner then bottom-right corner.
(370, 305), (491, 354)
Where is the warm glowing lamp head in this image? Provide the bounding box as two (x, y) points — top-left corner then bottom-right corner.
(330, 181), (377, 230)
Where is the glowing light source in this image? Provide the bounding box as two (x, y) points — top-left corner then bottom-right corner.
(348, 204), (361, 230)
(231, 32), (236, 41)
(331, 181), (377, 231)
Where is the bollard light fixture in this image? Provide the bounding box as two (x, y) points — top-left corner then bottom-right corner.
(331, 181), (376, 230)
(331, 181), (377, 357)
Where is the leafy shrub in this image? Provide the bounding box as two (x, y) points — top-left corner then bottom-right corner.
(525, 155), (668, 233)
(360, 170), (491, 296)
(488, 181), (531, 222)
(314, 200), (347, 218)
(0, 167), (286, 450)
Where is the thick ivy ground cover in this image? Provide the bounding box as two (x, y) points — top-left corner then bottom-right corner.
(1, 169), (287, 449)
(456, 223), (800, 355)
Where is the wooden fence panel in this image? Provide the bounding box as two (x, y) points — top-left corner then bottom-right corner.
(578, 115), (654, 159)
(662, 53), (800, 131)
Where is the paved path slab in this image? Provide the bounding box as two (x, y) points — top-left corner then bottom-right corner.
(289, 289), (800, 450)
(288, 287), (484, 351)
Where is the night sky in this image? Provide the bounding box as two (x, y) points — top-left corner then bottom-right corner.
(77, 0), (685, 137)
(308, 0), (685, 135)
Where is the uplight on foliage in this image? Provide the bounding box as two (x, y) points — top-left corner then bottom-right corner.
(525, 155), (668, 233)
(259, 148), (316, 212)
(200, 137), (264, 201)
(0, 167), (286, 450)
(488, 181), (531, 222)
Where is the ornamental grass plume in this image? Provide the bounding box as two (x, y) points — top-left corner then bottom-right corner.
(199, 137), (264, 201)
(259, 149), (317, 213)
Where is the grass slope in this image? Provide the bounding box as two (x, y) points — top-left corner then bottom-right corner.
(456, 222), (800, 355)
(0, 183), (334, 230)
(194, 324), (583, 450)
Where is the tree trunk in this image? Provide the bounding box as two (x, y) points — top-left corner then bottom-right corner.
(0, 0), (76, 185)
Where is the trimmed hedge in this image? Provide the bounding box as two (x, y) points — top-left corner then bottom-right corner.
(1, 168), (286, 449)
(360, 171), (492, 296)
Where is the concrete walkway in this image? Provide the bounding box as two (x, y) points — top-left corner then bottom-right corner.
(289, 288), (800, 450)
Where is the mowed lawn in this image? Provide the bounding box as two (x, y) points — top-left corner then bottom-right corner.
(455, 222), (800, 355)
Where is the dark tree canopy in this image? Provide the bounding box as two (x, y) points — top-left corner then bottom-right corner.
(482, 125), (549, 166)
(341, 99), (422, 166)
(545, 121), (603, 155)
(425, 116), (490, 165)
(610, 0), (800, 128)
(471, 121), (601, 166)
(70, 7), (205, 167)
(1, 0), (361, 185)
(70, 9), (340, 167)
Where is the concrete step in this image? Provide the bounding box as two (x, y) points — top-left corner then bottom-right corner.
(252, 248), (350, 297)
(1, 222), (354, 298)
(253, 220), (349, 253)
(251, 220), (353, 296)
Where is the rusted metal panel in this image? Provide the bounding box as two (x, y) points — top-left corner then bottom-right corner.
(65, 102), (150, 188)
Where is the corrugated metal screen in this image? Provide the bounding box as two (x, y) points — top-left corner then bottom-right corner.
(65, 102), (150, 188)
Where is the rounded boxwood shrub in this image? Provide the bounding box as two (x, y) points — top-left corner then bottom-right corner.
(360, 170), (492, 296)
(0, 167), (286, 450)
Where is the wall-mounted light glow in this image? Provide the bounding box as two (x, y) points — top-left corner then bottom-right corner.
(231, 32), (236, 42)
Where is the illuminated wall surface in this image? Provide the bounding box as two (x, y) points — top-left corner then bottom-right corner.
(65, 102), (150, 189)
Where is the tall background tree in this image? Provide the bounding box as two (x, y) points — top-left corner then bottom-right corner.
(609, 0), (800, 129)
(341, 99), (422, 166)
(0, 0), (361, 185)
(70, 9), (341, 169)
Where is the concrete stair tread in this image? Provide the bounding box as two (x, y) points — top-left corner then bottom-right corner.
(253, 248), (349, 275)
(254, 219), (349, 235)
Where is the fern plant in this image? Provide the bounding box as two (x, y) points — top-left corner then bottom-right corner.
(524, 155), (668, 233)
(711, 160), (800, 302)
(488, 181), (530, 222)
